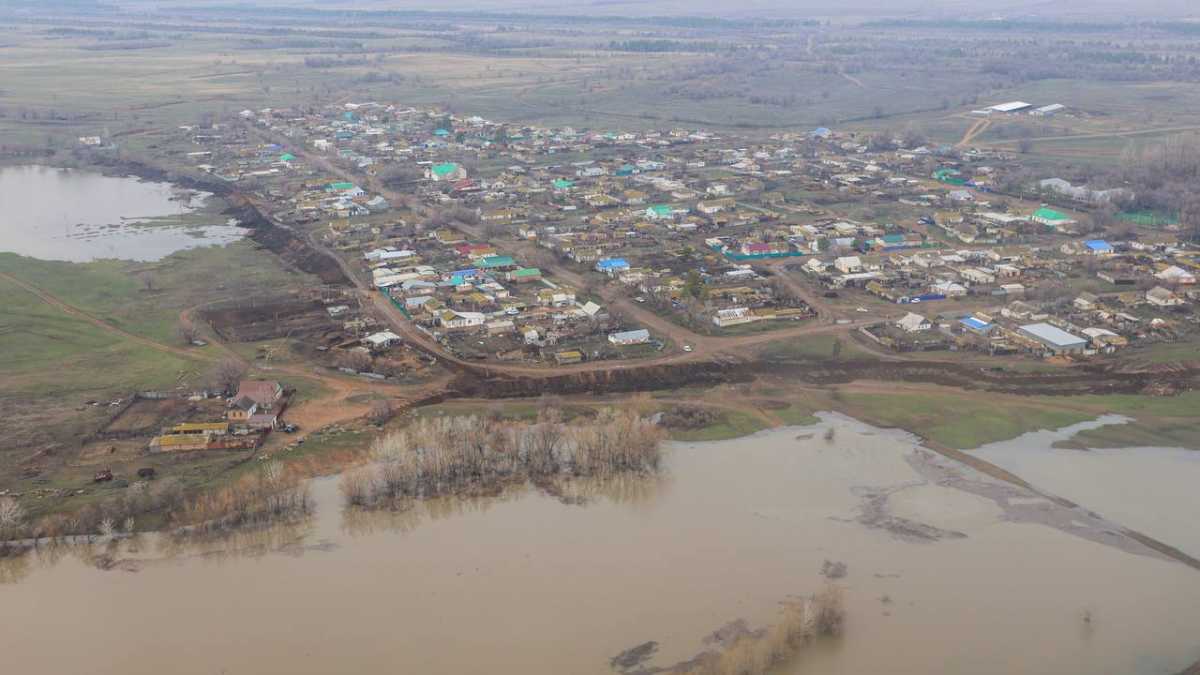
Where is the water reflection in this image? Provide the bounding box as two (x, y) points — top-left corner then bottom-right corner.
(341, 473), (669, 538)
(0, 165), (246, 262)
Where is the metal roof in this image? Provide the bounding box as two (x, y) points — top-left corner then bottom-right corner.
(1020, 322), (1087, 348)
(989, 101), (1032, 112)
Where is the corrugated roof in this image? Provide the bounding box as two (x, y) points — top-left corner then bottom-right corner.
(170, 422), (229, 433)
(1020, 322), (1087, 347)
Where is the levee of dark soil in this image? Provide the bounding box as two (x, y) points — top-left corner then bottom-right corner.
(449, 360), (754, 399)
(88, 155), (236, 196)
(225, 199), (351, 286)
(446, 355), (1197, 402)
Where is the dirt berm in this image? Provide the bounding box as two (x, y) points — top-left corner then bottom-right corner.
(446, 356), (1197, 400)
(449, 360), (753, 399)
(225, 198), (351, 286)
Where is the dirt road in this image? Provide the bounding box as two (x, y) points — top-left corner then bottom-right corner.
(956, 117), (991, 148)
(981, 124), (1200, 147)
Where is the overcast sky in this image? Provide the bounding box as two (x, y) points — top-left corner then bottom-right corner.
(295, 0), (1198, 20)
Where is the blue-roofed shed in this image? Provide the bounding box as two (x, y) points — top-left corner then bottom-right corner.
(960, 316), (993, 333)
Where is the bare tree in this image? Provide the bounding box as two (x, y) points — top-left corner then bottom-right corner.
(206, 357), (246, 395)
(136, 271), (156, 292)
(176, 318), (201, 345)
(0, 497), (25, 538)
(368, 399), (396, 426)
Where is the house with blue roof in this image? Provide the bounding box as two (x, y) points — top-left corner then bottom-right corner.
(959, 316), (994, 334)
(596, 258), (630, 275)
(1084, 239), (1113, 255)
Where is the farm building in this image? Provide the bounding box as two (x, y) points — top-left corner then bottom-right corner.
(1018, 323), (1088, 354)
(608, 329), (651, 346)
(1031, 104), (1066, 116)
(555, 350), (584, 365)
(988, 101), (1032, 113)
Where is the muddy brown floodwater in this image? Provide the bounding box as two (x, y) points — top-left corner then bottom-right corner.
(3, 414), (1199, 675)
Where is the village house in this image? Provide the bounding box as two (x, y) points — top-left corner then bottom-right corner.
(1073, 292), (1100, 312)
(895, 312), (932, 333)
(226, 380), (284, 429)
(834, 256), (863, 274)
(1157, 265), (1197, 286)
(1146, 286), (1184, 307)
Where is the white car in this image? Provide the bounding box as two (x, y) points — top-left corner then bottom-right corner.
(682, 344), (694, 352)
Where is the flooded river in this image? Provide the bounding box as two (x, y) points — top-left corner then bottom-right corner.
(3, 414), (1199, 674)
(974, 414), (1200, 561)
(0, 165), (245, 262)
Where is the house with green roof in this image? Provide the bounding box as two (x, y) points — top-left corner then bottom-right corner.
(427, 162), (466, 182)
(552, 179), (575, 190)
(325, 181), (357, 192)
(279, 153), (296, 163)
(1032, 207), (1076, 228)
(933, 168), (967, 186)
(508, 267), (542, 283)
(478, 255), (517, 270)
(645, 204), (674, 220)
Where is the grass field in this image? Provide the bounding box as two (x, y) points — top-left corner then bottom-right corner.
(0, 275), (202, 399)
(758, 333), (877, 361)
(0, 236), (309, 343)
(670, 408), (769, 442)
(838, 391), (1092, 449)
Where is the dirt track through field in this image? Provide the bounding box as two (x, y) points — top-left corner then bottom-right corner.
(982, 124), (1200, 147)
(956, 117), (991, 148)
(0, 271), (204, 362)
